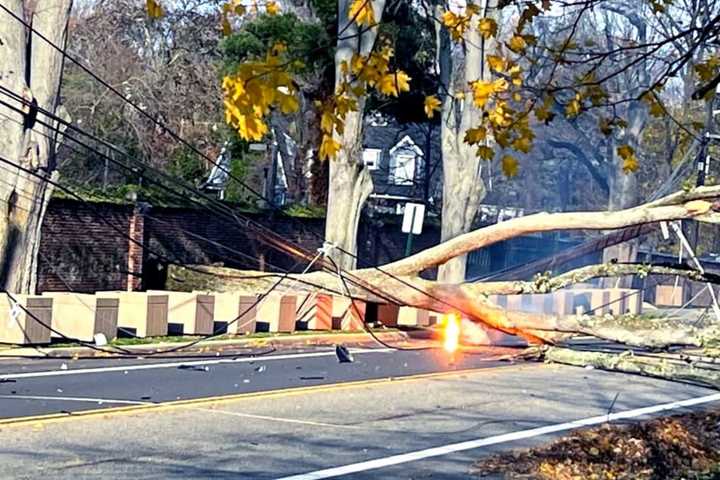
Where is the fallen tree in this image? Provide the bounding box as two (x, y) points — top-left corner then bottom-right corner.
(167, 185), (720, 386)
(170, 186), (720, 342)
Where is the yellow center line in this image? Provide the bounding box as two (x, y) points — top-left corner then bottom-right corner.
(0, 363), (540, 428)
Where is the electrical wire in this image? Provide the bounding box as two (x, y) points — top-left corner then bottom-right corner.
(0, 8), (487, 321)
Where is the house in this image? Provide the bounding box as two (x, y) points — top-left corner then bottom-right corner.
(234, 112), (444, 214)
(361, 113), (442, 215)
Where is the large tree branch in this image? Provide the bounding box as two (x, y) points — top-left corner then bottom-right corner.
(468, 262), (720, 296)
(167, 186), (720, 347)
(378, 186), (720, 276)
(546, 139), (609, 194)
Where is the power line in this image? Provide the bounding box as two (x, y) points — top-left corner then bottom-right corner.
(0, 153), (356, 355)
(0, 7), (500, 345)
(0, 4), (474, 315)
(0, 86), (424, 314)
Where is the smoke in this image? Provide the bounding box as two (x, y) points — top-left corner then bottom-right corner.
(460, 317), (491, 345)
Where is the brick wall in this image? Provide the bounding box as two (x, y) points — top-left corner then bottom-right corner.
(38, 199), (438, 293)
(38, 199), (133, 292)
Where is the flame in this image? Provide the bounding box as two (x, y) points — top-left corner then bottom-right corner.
(443, 313), (461, 353)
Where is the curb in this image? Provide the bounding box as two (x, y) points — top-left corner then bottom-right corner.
(0, 330), (411, 358)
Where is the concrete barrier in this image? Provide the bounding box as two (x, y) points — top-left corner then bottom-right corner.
(257, 294), (296, 333)
(568, 289), (611, 315)
(96, 292), (168, 338)
(0, 294), (52, 344)
(295, 293), (333, 331)
(341, 299), (366, 331)
(148, 291), (214, 335)
(608, 288), (642, 315)
(654, 285), (683, 307)
(487, 288), (641, 316)
(397, 307), (430, 327)
(42, 292), (118, 342)
(377, 303), (400, 327)
(211, 292), (258, 335)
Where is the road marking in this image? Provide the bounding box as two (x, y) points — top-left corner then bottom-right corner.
(0, 394), (148, 405)
(0, 394), (359, 429)
(275, 392), (720, 480)
(189, 406), (361, 430)
(0, 364), (537, 427)
(0, 348), (395, 380)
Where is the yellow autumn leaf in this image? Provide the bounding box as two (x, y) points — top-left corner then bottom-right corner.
(565, 93), (582, 118)
(236, 114), (269, 141)
(598, 117), (613, 136)
(320, 110), (335, 134)
(221, 15), (232, 36)
(534, 104), (553, 123)
(501, 154), (519, 177)
(641, 92), (665, 118)
(617, 144), (639, 173)
(470, 80), (494, 108)
(424, 95), (442, 118)
(349, 0), (375, 26)
(509, 64), (523, 86)
(487, 55), (506, 73)
(464, 127), (487, 145)
(476, 145), (494, 160)
(442, 11), (469, 42)
(508, 35), (527, 53)
(223, 0), (246, 15)
(277, 93), (299, 114)
(378, 71), (411, 97)
(319, 135), (341, 160)
(478, 17), (497, 39)
(512, 135), (532, 154)
(266, 0), (280, 15)
(147, 0), (164, 18)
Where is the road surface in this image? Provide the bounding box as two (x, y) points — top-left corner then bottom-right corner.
(0, 345), (718, 479)
(0, 345), (515, 420)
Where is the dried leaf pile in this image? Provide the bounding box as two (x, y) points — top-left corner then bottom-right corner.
(473, 409), (720, 479)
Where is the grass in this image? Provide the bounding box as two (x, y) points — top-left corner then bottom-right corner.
(40, 328), (398, 349)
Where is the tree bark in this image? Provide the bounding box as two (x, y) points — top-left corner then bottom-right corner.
(436, 3), (494, 283)
(544, 347), (720, 389)
(323, 0), (386, 271)
(600, 6), (647, 278)
(170, 185), (720, 346)
(0, 0), (72, 294)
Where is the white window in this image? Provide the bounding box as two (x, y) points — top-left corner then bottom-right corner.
(362, 148), (381, 170)
(391, 153), (415, 185)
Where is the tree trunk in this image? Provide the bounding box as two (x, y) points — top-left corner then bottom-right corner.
(324, 0), (385, 271)
(602, 133), (640, 269)
(0, 0), (72, 294)
(437, 3), (493, 283)
(601, 8), (647, 280)
(170, 185), (720, 346)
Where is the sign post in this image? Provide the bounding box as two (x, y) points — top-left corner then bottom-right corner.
(401, 202), (426, 256)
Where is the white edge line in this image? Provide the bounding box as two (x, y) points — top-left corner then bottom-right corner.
(275, 392), (720, 480)
(0, 394), (150, 405)
(0, 348), (395, 380)
(0, 395), (360, 429)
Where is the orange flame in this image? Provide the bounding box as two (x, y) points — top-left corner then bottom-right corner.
(443, 313), (461, 353)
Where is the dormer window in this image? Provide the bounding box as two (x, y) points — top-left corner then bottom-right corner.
(390, 154), (415, 185)
(388, 135), (424, 186)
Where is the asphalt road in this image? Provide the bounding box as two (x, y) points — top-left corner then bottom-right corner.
(1, 359), (716, 480)
(0, 346), (516, 420)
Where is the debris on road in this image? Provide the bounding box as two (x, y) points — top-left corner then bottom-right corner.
(335, 345), (354, 363)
